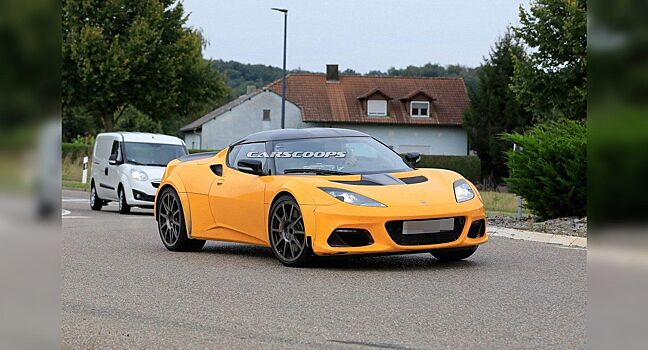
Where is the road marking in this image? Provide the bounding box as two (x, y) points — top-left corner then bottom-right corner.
(62, 216), (89, 219)
(489, 226), (587, 248)
(62, 209), (71, 216)
(62, 198), (89, 203)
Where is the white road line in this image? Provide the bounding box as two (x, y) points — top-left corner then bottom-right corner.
(62, 198), (89, 202)
(62, 209), (71, 216)
(62, 216), (89, 219)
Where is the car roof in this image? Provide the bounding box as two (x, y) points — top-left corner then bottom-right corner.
(97, 132), (185, 145)
(232, 128), (369, 145)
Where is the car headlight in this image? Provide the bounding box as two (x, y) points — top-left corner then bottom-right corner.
(319, 187), (386, 207)
(131, 169), (148, 181)
(453, 179), (475, 203)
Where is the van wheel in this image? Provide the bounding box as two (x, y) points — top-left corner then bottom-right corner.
(118, 186), (131, 214)
(90, 183), (103, 211)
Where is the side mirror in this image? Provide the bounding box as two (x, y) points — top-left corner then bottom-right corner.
(237, 159), (265, 176)
(108, 155), (120, 165)
(404, 152), (421, 167)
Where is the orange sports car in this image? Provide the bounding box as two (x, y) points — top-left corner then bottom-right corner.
(154, 128), (487, 267)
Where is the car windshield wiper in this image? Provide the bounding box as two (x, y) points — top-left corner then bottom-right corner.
(282, 168), (353, 176)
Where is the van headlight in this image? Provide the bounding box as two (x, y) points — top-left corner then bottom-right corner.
(453, 179), (474, 203)
(319, 187), (386, 207)
(131, 169), (149, 181)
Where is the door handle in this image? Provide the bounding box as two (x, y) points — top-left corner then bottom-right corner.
(104, 167), (108, 176)
(216, 178), (224, 185)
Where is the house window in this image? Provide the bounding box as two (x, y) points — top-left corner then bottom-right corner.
(410, 101), (430, 117)
(262, 109), (271, 121)
(367, 100), (388, 116)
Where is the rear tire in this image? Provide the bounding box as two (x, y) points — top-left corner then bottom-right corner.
(118, 186), (131, 214)
(157, 187), (205, 252)
(431, 247), (477, 261)
(90, 183), (103, 211)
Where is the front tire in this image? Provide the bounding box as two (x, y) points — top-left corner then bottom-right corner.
(431, 247), (477, 261)
(157, 187), (205, 252)
(118, 186), (131, 214)
(269, 195), (313, 267)
(90, 183), (103, 211)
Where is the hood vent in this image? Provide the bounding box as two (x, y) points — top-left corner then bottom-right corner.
(332, 174), (427, 186)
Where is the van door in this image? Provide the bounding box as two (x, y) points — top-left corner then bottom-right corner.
(93, 135), (112, 199)
(101, 140), (123, 200)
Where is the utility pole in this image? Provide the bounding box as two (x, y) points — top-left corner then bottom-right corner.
(271, 8), (288, 129)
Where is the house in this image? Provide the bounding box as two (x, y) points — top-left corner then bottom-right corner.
(180, 65), (470, 155)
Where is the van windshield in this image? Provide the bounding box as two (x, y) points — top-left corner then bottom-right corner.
(123, 142), (187, 167)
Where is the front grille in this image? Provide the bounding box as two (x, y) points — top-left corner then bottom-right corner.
(467, 219), (486, 238)
(385, 217), (465, 246)
(328, 228), (374, 247)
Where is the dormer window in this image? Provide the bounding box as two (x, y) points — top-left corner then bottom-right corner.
(410, 101), (430, 117)
(357, 88), (391, 117)
(367, 100), (388, 116)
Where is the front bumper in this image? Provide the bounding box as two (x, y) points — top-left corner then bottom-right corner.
(304, 200), (487, 256)
(124, 180), (159, 207)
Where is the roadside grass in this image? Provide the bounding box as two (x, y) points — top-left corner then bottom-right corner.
(62, 154), (90, 191)
(481, 191), (526, 217)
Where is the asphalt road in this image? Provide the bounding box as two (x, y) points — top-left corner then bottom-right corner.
(62, 189), (586, 349)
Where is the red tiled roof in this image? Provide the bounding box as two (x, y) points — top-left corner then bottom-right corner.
(267, 74), (468, 125)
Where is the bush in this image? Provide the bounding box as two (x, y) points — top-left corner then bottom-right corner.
(62, 142), (93, 159)
(503, 120), (586, 219)
(415, 155), (481, 183)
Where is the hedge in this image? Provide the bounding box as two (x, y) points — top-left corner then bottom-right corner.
(413, 155), (481, 183)
(62, 143), (93, 159)
(503, 120), (586, 220)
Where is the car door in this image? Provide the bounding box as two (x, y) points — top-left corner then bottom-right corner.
(208, 142), (268, 245)
(103, 140), (123, 200)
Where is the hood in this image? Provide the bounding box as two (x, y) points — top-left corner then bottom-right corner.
(289, 169), (465, 207)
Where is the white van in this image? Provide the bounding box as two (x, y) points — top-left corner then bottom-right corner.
(90, 132), (187, 213)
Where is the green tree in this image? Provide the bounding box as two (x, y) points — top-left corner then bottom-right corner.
(62, 0), (226, 132)
(511, 0), (587, 120)
(464, 31), (533, 184)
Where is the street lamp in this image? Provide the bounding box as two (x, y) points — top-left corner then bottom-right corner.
(271, 8), (288, 129)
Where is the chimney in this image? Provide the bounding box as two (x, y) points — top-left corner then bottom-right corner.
(326, 64), (339, 82)
(246, 85), (256, 94)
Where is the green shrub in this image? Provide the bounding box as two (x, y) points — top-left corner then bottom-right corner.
(414, 155), (481, 183)
(503, 119), (586, 219)
(62, 142), (93, 158)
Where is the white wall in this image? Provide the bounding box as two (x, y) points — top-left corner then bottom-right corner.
(307, 123), (468, 156)
(198, 91), (303, 150)
(184, 133), (201, 150)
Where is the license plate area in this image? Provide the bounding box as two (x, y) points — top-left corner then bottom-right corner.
(402, 218), (455, 235)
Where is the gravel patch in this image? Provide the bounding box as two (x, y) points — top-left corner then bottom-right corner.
(487, 215), (587, 237)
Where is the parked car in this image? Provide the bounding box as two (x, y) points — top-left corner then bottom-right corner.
(155, 128), (487, 267)
(90, 132), (187, 214)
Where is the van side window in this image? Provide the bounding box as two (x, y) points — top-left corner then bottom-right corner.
(109, 141), (122, 162)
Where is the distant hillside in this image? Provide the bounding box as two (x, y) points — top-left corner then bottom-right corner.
(212, 60), (479, 101)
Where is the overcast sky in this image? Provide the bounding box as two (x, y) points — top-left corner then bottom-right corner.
(182, 0), (530, 73)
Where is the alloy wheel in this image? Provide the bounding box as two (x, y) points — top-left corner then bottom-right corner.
(270, 201), (306, 262)
(158, 191), (181, 246)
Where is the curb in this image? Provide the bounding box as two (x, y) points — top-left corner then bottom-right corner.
(488, 225), (587, 248)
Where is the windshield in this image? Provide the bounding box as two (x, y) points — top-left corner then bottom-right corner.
(123, 142), (187, 166)
(272, 137), (412, 175)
